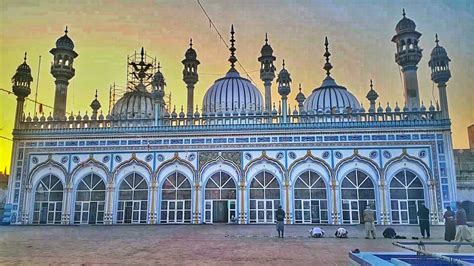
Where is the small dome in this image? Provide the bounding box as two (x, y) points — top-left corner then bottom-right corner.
(261, 43), (273, 56)
(303, 77), (361, 113)
(295, 88), (306, 103)
(395, 11), (416, 34)
(56, 28), (74, 50)
(111, 90), (154, 120)
(202, 70), (263, 113)
(185, 47), (197, 59)
(90, 98), (101, 110)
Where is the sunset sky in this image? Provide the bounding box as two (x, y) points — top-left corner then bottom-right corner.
(0, 0), (473, 172)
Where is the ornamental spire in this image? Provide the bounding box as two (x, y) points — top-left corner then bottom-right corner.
(402, 8), (406, 18)
(435, 33), (439, 46)
(65, 25), (68, 35)
(323, 36), (333, 77)
(228, 24), (237, 70)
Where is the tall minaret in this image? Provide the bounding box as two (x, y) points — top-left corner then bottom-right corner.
(277, 60), (291, 123)
(258, 33), (276, 112)
(428, 34), (451, 119)
(392, 9), (422, 109)
(182, 38), (200, 116)
(12, 53), (33, 128)
(152, 63), (166, 125)
(50, 27), (78, 120)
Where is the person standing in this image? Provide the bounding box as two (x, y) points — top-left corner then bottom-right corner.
(443, 206), (456, 242)
(453, 202), (472, 253)
(417, 204), (431, 238)
(363, 205), (376, 239)
(275, 205), (285, 238)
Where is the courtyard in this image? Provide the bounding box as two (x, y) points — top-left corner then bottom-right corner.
(0, 224), (472, 265)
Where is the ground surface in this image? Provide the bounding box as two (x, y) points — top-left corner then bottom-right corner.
(0, 224), (472, 265)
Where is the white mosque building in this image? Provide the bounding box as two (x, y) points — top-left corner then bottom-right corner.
(5, 11), (457, 225)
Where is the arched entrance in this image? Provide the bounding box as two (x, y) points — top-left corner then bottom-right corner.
(341, 170), (376, 224)
(293, 170), (328, 223)
(203, 171), (237, 223)
(249, 171), (281, 223)
(73, 173), (106, 224)
(389, 169), (426, 224)
(117, 172), (149, 224)
(160, 172), (192, 223)
(33, 174), (63, 224)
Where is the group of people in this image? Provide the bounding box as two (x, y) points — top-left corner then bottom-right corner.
(275, 203), (472, 252)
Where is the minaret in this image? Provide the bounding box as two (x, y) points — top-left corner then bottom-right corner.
(90, 90), (101, 119)
(428, 34), (451, 119)
(295, 84), (306, 113)
(277, 60), (291, 123)
(152, 63), (166, 125)
(12, 53), (33, 128)
(182, 38), (200, 116)
(50, 26), (78, 120)
(258, 33), (276, 112)
(366, 79), (379, 112)
(392, 9), (422, 109)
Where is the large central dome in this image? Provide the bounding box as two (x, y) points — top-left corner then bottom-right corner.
(203, 70), (263, 113)
(202, 25), (263, 113)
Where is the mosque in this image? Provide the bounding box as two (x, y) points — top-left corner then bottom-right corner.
(5, 10), (456, 225)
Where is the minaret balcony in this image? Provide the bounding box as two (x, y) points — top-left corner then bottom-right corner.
(50, 65), (75, 79)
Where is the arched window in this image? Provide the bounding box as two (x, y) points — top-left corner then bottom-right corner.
(160, 172), (192, 223)
(33, 174), (63, 224)
(249, 171), (281, 223)
(204, 171), (237, 223)
(293, 171), (328, 224)
(390, 169), (425, 224)
(74, 173), (106, 224)
(117, 172), (148, 224)
(341, 170), (376, 224)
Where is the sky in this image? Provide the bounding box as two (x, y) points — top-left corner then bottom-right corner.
(0, 0), (473, 173)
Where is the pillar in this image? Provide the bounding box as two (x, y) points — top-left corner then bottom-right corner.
(62, 186), (73, 224)
(149, 181), (158, 224)
(104, 183), (115, 224)
(239, 180), (246, 224)
(193, 183), (201, 224)
(378, 179), (389, 225)
(22, 185), (32, 224)
(330, 179), (339, 224)
(429, 179), (439, 225)
(284, 180), (290, 224)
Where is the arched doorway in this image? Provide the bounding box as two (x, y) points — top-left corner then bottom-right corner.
(293, 170), (328, 223)
(33, 174), (63, 224)
(117, 172), (149, 224)
(74, 173), (106, 224)
(389, 169), (425, 224)
(160, 172), (192, 223)
(249, 171), (281, 223)
(203, 171), (237, 223)
(341, 170), (376, 224)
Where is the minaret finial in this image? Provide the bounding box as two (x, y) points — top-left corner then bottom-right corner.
(24, 52), (27, 62)
(370, 79), (373, 90)
(157, 61), (161, 70)
(323, 36), (333, 76)
(435, 33), (439, 46)
(282, 59), (286, 69)
(265, 33), (268, 44)
(95, 89), (98, 99)
(299, 83), (302, 92)
(140, 47), (145, 61)
(65, 26), (68, 35)
(189, 38), (193, 48)
(228, 24), (237, 70)
(402, 8), (406, 17)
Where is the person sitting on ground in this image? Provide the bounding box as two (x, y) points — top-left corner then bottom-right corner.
(335, 227), (348, 238)
(310, 227), (325, 238)
(383, 227), (397, 239)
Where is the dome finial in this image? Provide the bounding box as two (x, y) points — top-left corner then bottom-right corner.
(282, 59), (286, 69)
(65, 25), (68, 35)
(370, 79), (373, 90)
(435, 33), (439, 46)
(228, 24), (237, 70)
(299, 83), (302, 92)
(265, 33), (268, 44)
(323, 36), (333, 76)
(189, 38), (193, 48)
(24, 52), (27, 62)
(95, 89), (98, 99)
(402, 8), (406, 18)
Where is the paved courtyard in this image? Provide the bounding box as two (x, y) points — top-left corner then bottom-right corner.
(0, 224), (472, 265)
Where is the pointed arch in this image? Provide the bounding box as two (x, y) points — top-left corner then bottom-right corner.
(200, 157), (241, 186)
(28, 158), (67, 188)
(244, 152), (285, 184)
(334, 153), (380, 184)
(69, 158), (110, 188)
(288, 152), (332, 185)
(384, 153), (432, 184)
(112, 157), (152, 185)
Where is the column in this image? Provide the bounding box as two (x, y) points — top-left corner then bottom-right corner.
(22, 185), (32, 224)
(378, 179), (389, 225)
(330, 180), (339, 224)
(62, 186), (73, 224)
(284, 180), (290, 224)
(428, 179), (439, 225)
(149, 181), (158, 224)
(193, 183), (201, 224)
(104, 183), (115, 224)
(239, 180), (246, 224)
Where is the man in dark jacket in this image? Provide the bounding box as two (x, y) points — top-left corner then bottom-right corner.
(417, 203), (430, 238)
(275, 205), (285, 238)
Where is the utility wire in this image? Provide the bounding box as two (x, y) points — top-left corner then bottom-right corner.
(196, 0), (258, 85)
(0, 88), (54, 111)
